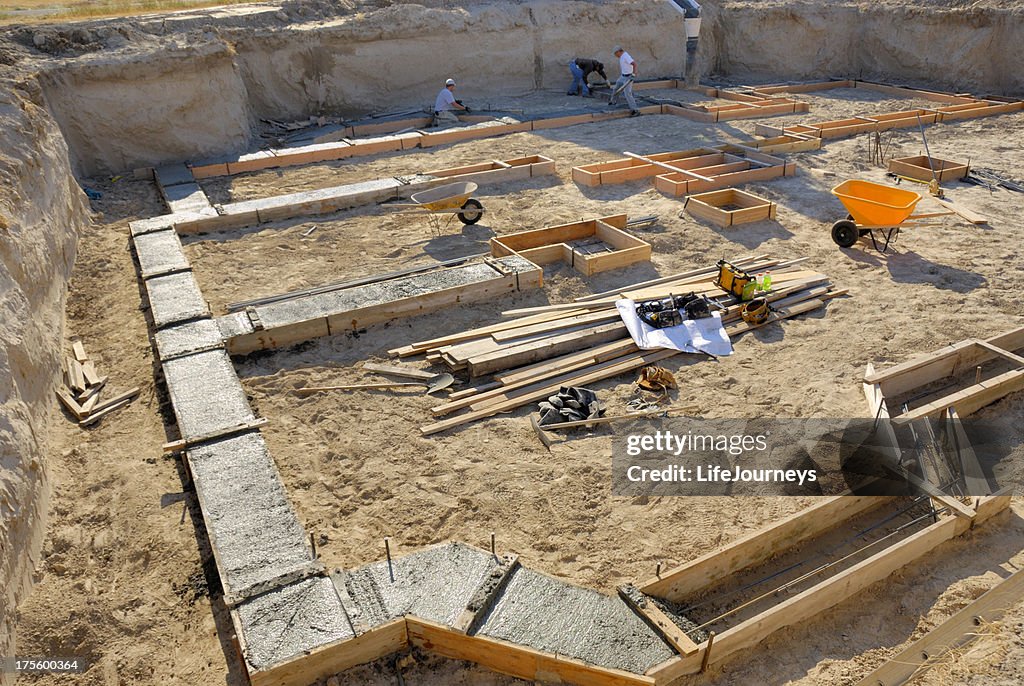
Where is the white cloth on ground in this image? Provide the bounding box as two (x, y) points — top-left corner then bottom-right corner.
(616, 299), (733, 356)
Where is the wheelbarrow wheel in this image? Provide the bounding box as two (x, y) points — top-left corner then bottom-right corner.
(831, 220), (859, 248)
(458, 198), (484, 225)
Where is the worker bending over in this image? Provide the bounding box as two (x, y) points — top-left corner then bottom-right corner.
(433, 78), (470, 127)
(567, 57), (609, 97)
(609, 45), (640, 117)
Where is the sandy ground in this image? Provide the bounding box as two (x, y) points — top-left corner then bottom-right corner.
(16, 85), (1024, 685)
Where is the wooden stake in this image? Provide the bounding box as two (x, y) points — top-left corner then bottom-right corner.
(490, 532), (496, 558)
(701, 631), (716, 672)
(385, 538), (394, 582)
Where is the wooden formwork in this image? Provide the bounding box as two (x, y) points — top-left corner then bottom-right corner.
(639, 494), (1011, 683)
(888, 155), (969, 183)
(862, 326), (1024, 425)
(489, 214), (652, 276)
(683, 188), (777, 227)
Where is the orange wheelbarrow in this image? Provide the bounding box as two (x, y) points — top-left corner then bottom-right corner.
(830, 179), (954, 252)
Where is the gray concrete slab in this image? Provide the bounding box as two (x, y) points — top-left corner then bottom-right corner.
(253, 262), (502, 330)
(227, 178), (403, 226)
(155, 163), (194, 187)
(216, 311), (256, 342)
(478, 567), (674, 675)
(128, 209), (219, 236)
(345, 542), (501, 629)
(155, 318), (225, 360)
(235, 576), (354, 672)
(161, 349), (255, 438)
(163, 182), (212, 214)
(187, 431), (316, 602)
(144, 271), (209, 329)
(133, 229), (190, 279)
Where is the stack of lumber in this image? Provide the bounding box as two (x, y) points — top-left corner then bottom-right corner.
(55, 337), (140, 427)
(387, 255), (845, 435)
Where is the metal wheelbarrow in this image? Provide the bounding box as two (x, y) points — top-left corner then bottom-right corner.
(829, 179), (954, 252)
(383, 181), (485, 235)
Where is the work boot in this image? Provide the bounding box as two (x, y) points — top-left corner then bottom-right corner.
(630, 110), (641, 117)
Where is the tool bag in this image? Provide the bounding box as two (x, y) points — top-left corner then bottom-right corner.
(715, 260), (756, 300)
(740, 297), (770, 325)
(636, 293), (712, 329)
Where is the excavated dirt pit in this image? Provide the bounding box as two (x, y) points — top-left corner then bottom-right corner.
(6, 2), (1024, 686)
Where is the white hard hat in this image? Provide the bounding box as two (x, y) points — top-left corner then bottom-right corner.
(445, 78), (456, 86)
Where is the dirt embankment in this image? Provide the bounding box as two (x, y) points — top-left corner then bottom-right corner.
(0, 79), (88, 676)
(706, 0), (1024, 95)
(24, 0), (689, 176)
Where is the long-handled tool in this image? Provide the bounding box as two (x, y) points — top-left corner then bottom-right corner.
(294, 373), (455, 396)
(915, 114), (943, 198)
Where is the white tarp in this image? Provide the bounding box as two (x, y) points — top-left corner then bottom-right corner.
(616, 298), (733, 356)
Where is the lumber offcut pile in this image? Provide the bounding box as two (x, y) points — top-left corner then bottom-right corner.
(55, 337), (140, 426)
(388, 255), (845, 435)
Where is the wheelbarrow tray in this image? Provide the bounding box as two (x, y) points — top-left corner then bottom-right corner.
(409, 181), (479, 210)
(831, 179), (921, 227)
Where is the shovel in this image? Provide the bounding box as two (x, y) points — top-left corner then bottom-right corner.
(294, 373), (455, 397)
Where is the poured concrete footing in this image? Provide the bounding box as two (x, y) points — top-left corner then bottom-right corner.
(161, 349), (256, 439)
(222, 255), (543, 354)
(187, 431), (318, 604)
(143, 271), (210, 329)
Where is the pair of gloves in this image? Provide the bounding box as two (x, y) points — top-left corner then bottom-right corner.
(455, 99), (472, 113)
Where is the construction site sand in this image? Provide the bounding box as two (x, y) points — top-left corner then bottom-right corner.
(13, 84), (1024, 686)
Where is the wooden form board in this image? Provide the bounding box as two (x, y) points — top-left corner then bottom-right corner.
(489, 214), (652, 276)
(646, 493), (1012, 683)
(683, 188), (777, 227)
(639, 496), (894, 601)
(863, 326), (1024, 423)
(243, 617), (409, 686)
(406, 617), (656, 686)
(655, 159), (796, 197)
(173, 155), (555, 236)
(226, 262), (543, 355)
(854, 565), (1024, 686)
(888, 155), (969, 183)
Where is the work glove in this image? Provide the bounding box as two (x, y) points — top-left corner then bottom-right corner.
(464, 106), (472, 112)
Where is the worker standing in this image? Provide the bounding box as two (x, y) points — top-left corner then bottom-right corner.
(609, 45), (640, 117)
(567, 57), (609, 97)
(433, 78), (469, 127)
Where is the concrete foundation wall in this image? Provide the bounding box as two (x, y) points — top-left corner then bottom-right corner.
(0, 80), (88, 682)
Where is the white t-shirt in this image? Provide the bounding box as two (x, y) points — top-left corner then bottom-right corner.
(619, 51), (635, 76)
(435, 87), (456, 112)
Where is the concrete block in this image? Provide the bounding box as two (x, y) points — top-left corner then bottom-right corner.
(144, 271), (210, 329)
(161, 349), (256, 439)
(216, 311), (256, 341)
(235, 576), (354, 671)
(155, 163), (195, 187)
(478, 567), (674, 674)
(133, 228), (190, 279)
(345, 542), (502, 628)
(155, 318), (225, 361)
(187, 432), (317, 603)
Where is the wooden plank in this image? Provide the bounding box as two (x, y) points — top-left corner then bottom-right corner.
(247, 617), (409, 686)
(452, 556), (520, 633)
(70, 337), (88, 362)
(491, 310), (622, 343)
(623, 152), (715, 182)
(638, 496), (893, 601)
(79, 396), (138, 426)
(80, 386), (139, 417)
(893, 369), (1024, 424)
(360, 363), (439, 381)
(932, 197), (987, 225)
(163, 418), (268, 453)
(56, 388), (88, 420)
(648, 514), (966, 682)
(467, 321), (627, 377)
(81, 360), (103, 387)
(974, 339), (1024, 367)
(66, 356), (86, 393)
(421, 348), (677, 435)
(854, 566), (1024, 686)
(618, 585), (700, 656)
(406, 617), (655, 686)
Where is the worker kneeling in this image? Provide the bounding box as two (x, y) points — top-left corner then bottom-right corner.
(433, 78), (470, 127)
